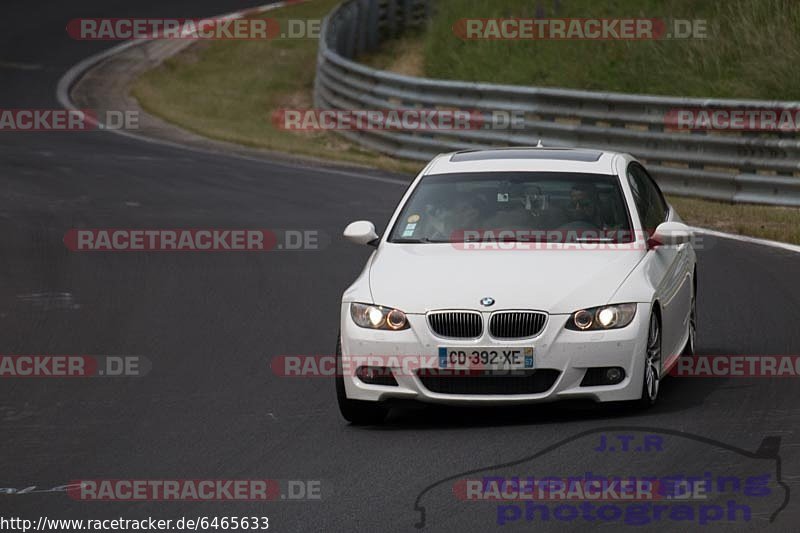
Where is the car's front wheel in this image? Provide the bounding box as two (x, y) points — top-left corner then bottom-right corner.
(335, 334), (387, 425)
(636, 310), (662, 409)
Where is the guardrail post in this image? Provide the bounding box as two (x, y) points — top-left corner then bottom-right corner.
(421, 0), (432, 22)
(385, 0), (398, 38)
(365, 0), (381, 51)
(401, 0), (413, 29)
(354, 0), (370, 56)
(340, 3), (357, 58)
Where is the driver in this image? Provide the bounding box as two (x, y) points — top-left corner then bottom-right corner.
(425, 194), (483, 240)
(566, 182), (603, 228)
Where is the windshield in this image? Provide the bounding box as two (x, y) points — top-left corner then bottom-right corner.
(388, 172), (634, 243)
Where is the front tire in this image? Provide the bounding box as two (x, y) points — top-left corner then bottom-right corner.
(335, 334), (387, 425)
(636, 311), (662, 409)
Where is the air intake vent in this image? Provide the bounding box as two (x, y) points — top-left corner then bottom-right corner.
(489, 312), (547, 339)
(417, 369), (560, 395)
(427, 311), (483, 339)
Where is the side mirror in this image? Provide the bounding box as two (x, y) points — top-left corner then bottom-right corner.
(649, 221), (692, 249)
(344, 220), (379, 246)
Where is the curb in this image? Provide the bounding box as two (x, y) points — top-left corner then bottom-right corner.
(56, 1), (301, 130)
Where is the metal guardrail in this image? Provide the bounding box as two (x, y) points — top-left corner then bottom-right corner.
(314, 0), (800, 206)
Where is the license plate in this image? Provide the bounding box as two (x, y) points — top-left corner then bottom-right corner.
(438, 347), (534, 370)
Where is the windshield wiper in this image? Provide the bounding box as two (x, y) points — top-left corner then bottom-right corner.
(390, 237), (449, 244)
(574, 237), (616, 243)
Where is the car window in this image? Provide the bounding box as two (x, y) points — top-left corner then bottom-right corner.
(626, 163), (668, 233)
(388, 172), (634, 243)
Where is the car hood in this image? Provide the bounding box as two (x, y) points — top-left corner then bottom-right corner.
(368, 244), (645, 314)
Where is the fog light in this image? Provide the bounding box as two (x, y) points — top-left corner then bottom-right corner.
(580, 367), (626, 386)
(606, 367), (622, 383)
(355, 366), (398, 386)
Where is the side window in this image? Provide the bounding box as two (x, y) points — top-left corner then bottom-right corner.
(626, 163), (668, 233)
(640, 165), (669, 223)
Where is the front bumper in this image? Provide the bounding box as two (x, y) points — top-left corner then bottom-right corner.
(339, 302), (650, 405)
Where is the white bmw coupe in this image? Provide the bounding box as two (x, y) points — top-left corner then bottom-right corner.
(338, 148), (697, 424)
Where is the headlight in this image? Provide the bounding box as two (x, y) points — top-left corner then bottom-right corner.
(350, 303), (409, 330)
(566, 303), (637, 331)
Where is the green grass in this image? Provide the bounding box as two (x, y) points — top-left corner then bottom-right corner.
(667, 196), (800, 244)
(419, 0), (800, 98)
(132, 0), (422, 174)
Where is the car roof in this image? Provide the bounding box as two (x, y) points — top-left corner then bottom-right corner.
(424, 147), (622, 176)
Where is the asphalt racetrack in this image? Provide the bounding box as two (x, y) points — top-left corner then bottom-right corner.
(2, 1), (800, 531)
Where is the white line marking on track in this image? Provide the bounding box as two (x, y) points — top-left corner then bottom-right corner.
(691, 227), (800, 255)
(55, 1), (411, 188)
